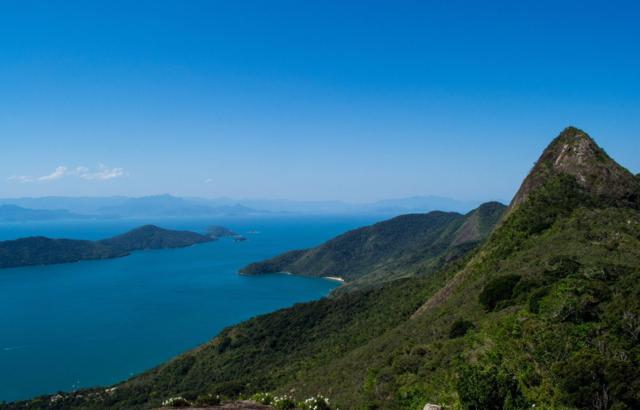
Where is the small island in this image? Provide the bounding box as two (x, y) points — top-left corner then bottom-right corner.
(206, 225), (247, 242)
(0, 225), (213, 269)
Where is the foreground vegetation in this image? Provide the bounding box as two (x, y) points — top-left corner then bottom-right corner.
(4, 128), (640, 409)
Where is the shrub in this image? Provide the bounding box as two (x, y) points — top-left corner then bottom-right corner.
(217, 335), (232, 353)
(301, 394), (331, 410)
(161, 396), (191, 408)
(395, 385), (429, 410)
(511, 278), (540, 299)
(272, 394), (296, 410)
(194, 393), (221, 406)
(544, 256), (581, 280)
(528, 287), (549, 313)
(553, 350), (607, 409)
(457, 365), (528, 409)
(213, 381), (245, 397)
(392, 354), (421, 373)
(479, 275), (522, 311)
(553, 348), (640, 408)
(410, 345), (429, 356)
(251, 392), (274, 405)
(449, 319), (475, 338)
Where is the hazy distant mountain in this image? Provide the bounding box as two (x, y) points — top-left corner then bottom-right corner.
(0, 194), (484, 219)
(0, 196), (129, 214)
(361, 195), (482, 214)
(96, 194), (267, 217)
(0, 195), (268, 219)
(192, 195), (484, 215)
(0, 204), (91, 222)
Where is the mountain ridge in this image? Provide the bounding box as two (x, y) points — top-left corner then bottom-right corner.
(240, 201), (505, 292)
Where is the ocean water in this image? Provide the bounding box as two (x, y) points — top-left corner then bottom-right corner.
(0, 215), (382, 402)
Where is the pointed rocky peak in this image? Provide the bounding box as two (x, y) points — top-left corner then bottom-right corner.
(507, 127), (639, 213)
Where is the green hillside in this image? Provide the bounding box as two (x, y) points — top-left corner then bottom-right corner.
(0, 225), (212, 269)
(241, 202), (505, 292)
(5, 128), (640, 410)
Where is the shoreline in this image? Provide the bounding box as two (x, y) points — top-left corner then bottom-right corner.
(239, 271), (346, 285)
(323, 276), (345, 283)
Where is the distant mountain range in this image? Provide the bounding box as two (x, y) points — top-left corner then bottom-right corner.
(0, 194), (485, 222)
(95, 195), (265, 218)
(0, 204), (91, 222)
(0, 196), (129, 215)
(0, 195), (269, 221)
(191, 195), (483, 215)
(0, 225), (212, 269)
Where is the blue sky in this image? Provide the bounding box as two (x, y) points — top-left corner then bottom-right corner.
(1, 1), (639, 202)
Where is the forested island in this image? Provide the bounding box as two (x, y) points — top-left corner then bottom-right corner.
(0, 225), (213, 269)
(206, 225), (247, 241)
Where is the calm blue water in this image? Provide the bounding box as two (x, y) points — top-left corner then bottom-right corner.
(0, 215), (382, 401)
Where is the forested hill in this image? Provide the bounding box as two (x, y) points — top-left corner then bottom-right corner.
(5, 127), (640, 410)
(99, 225), (212, 253)
(0, 225), (212, 269)
(241, 201), (505, 292)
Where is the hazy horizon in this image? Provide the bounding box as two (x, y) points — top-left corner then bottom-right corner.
(0, 192), (498, 204)
(2, 1), (639, 202)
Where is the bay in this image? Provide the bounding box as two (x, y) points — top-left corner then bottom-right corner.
(0, 215), (382, 401)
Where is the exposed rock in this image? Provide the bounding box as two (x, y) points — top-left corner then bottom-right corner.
(507, 127), (640, 215)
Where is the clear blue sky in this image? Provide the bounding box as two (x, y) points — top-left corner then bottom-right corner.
(1, 0), (639, 202)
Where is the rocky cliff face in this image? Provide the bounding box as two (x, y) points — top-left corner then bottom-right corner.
(508, 127), (640, 214)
